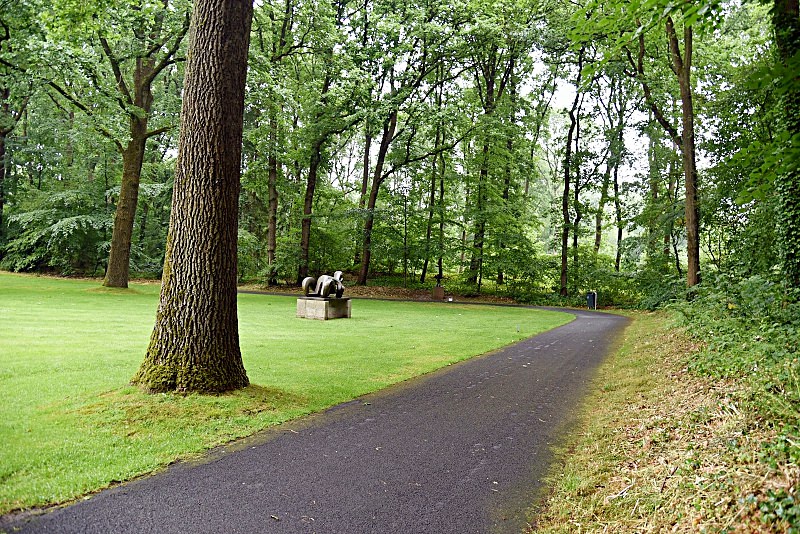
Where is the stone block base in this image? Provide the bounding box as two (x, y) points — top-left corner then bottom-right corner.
(296, 297), (352, 320)
(432, 286), (445, 300)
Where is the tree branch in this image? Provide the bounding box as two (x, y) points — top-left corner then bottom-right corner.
(99, 35), (133, 104)
(46, 80), (124, 152)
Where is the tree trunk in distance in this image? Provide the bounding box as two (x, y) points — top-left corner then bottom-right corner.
(0, 128), (6, 237)
(298, 141), (322, 285)
(103, 120), (147, 288)
(132, 0), (252, 394)
(357, 110), (397, 285)
(267, 111), (279, 286)
(561, 47), (584, 297)
(354, 124), (371, 267)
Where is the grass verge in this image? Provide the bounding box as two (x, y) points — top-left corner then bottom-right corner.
(531, 311), (797, 532)
(0, 272), (572, 515)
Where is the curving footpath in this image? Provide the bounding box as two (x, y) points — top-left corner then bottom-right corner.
(5, 307), (628, 534)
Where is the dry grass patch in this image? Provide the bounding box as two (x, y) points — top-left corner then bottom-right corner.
(531, 311), (798, 533)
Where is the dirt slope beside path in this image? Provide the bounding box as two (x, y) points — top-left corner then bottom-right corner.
(7, 309), (628, 534)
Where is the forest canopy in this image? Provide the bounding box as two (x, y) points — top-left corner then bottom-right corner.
(1, 0), (798, 308)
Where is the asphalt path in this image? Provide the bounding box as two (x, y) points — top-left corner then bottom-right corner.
(5, 307), (628, 534)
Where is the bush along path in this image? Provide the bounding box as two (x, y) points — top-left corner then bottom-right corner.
(4, 309), (628, 534)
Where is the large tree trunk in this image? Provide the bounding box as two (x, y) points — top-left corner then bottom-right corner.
(666, 18), (700, 287)
(132, 0), (252, 394)
(357, 110), (397, 285)
(773, 0), (800, 288)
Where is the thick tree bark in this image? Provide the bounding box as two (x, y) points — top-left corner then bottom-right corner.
(357, 110), (397, 285)
(132, 0), (253, 394)
(666, 18), (700, 288)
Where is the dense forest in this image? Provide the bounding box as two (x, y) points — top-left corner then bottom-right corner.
(1, 0), (798, 309)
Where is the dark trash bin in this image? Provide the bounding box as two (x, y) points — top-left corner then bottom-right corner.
(587, 291), (597, 310)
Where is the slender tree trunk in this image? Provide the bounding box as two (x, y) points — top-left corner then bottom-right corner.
(572, 108), (583, 273)
(133, 0), (252, 393)
(437, 148), (446, 283)
(1, 80), (31, 242)
(358, 110), (397, 285)
(614, 161), (623, 271)
(467, 146), (488, 288)
(420, 124), (441, 284)
(561, 47), (584, 297)
(497, 136), (512, 285)
(297, 72), (332, 285)
(0, 129), (6, 237)
(267, 111), (279, 286)
(104, 120), (148, 287)
(594, 166), (610, 255)
(467, 73), (497, 288)
(354, 124), (371, 267)
(298, 142), (322, 284)
(666, 17), (700, 287)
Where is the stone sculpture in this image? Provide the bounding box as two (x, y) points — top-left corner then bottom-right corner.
(302, 270), (345, 299)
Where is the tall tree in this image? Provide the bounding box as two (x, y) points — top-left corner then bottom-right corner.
(560, 46), (585, 297)
(41, 1), (190, 288)
(132, 0), (253, 393)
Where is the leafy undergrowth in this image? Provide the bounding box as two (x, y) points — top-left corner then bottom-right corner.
(531, 311), (798, 533)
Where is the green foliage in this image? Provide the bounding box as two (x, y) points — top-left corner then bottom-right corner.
(1, 185), (112, 274)
(671, 272), (800, 532)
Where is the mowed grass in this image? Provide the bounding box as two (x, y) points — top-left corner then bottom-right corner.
(0, 272), (572, 514)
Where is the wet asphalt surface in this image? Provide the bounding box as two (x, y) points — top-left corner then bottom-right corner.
(4, 307), (628, 534)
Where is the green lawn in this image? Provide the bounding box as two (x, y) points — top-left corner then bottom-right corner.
(0, 272), (572, 514)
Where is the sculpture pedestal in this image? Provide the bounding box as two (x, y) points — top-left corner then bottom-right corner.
(296, 297), (352, 320)
(432, 286), (445, 300)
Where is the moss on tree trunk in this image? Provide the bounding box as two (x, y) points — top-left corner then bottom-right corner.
(132, 0), (253, 394)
